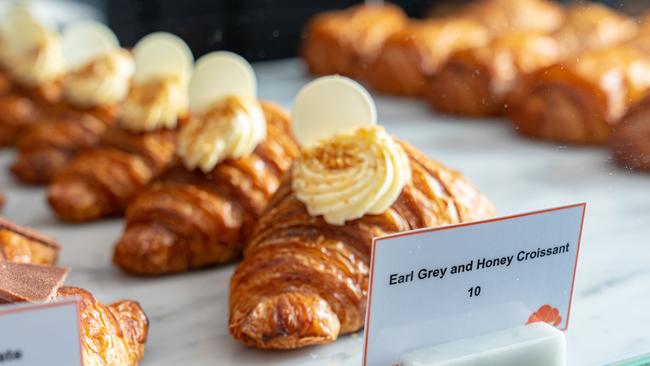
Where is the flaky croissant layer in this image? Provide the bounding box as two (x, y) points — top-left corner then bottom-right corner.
(229, 140), (495, 349)
(57, 287), (148, 366)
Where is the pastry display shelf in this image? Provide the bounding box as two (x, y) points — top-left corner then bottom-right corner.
(1, 59), (649, 366)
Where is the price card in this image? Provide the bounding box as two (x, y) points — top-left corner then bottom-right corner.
(0, 299), (83, 366)
(363, 203), (586, 366)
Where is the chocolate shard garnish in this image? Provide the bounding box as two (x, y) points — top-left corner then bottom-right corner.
(0, 262), (69, 303)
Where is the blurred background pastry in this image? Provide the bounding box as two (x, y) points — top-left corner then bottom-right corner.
(0, 5), (63, 147)
(10, 20), (133, 184)
(302, 4), (408, 78)
(47, 32), (192, 222)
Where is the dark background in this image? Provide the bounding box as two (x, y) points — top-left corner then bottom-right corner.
(90, 1), (645, 61)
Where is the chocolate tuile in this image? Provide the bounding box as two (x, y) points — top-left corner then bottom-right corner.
(0, 262), (69, 303)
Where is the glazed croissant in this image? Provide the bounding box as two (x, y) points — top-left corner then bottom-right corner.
(509, 45), (650, 144)
(302, 4), (407, 79)
(364, 18), (489, 96)
(11, 104), (117, 184)
(112, 102), (299, 275)
(47, 126), (178, 222)
(58, 286), (148, 366)
(610, 94), (650, 171)
(229, 139), (495, 349)
(0, 216), (61, 265)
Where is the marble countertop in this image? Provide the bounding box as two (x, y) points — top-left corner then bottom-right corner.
(1, 59), (649, 366)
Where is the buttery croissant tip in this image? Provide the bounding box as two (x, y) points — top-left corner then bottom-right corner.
(113, 223), (181, 275)
(230, 292), (341, 350)
(48, 180), (109, 222)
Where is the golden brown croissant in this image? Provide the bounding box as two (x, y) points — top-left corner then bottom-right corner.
(610, 94), (650, 171)
(10, 104), (117, 184)
(364, 19), (489, 96)
(0, 70), (11, 97)
(455, 0), (564, 35)
(302, 4), (407, 78)
(112, 102), (299, 275)
(229, 139), (495, 349)
(0, 216), (61, 265)
(552, 4), (638, 55)
(0, 84), (60, 147)
(428, 30), (561, 117)
(427, 4), (637, 118)
(57, 286), (148, 366)
(509, 45), (650, 145)
(47, 125), (179, 222)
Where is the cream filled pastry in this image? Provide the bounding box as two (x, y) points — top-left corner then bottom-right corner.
(62, 49), (134, 108)
(120, 76), (187, 132)
(293, 125), (411, 225)
(46, 32), (193, 222)
(178, 95), (266, 172)
(9, 20), (131, 185)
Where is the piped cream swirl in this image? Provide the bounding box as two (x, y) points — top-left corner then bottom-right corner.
(120, 76), (187, 132)
(293, 126), (411, 225)
(4, 29), (64, 87)
(178, 95), (266, 172)
(63, 49), (134, 108)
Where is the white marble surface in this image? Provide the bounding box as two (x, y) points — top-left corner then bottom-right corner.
(1, 59), (649, 365)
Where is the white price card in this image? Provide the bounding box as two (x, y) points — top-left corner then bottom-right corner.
(0, 299), (83, 366)
(363, 203), (586, 366)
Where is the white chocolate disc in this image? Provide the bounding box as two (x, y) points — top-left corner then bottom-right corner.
(62, 21), (119, 68)
(292, 76), (377, 147)
(133, 32), (193, 85)
(188, 51), (257, 114)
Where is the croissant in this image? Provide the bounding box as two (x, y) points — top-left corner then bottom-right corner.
(112, 102), (299, 275)
(0, 84), (59, 147)
(47, 125), (179, 222)
(427, 30), (561, 117)
(455, 0), (564, 35)
(9, 103), (117, 184)
(427, 4), (638, 118)
(610, 94), (650, 171)
(11, 46), (135, 184)
(58, 286), (148, 366)
(364, 19), (489, 96)
(552, 3), (638, 55)
(0, 216), (61, 265)
(229, 138), (495, 349)
(302, 4), (407, 78)
(0, 262), (149, 366)
(509, 45), (650, 145)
